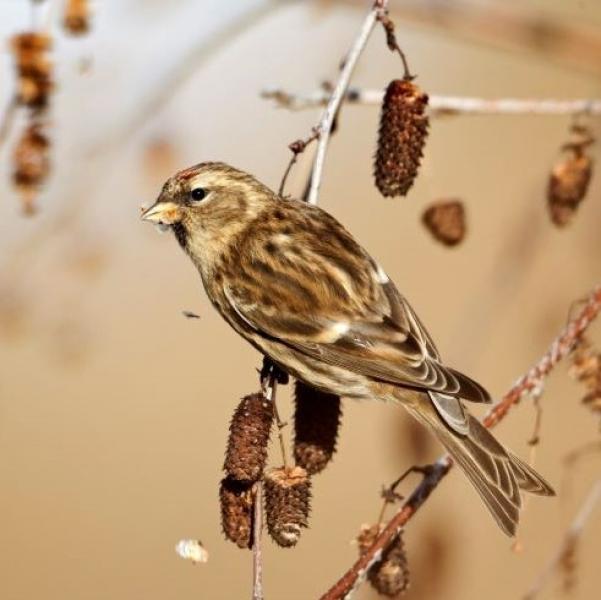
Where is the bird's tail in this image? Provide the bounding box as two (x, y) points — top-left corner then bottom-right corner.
(403, 397), (554, 536)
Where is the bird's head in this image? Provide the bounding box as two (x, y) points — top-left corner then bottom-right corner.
(141, 161), (276, 255)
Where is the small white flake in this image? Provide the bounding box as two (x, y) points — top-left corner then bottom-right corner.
(175, 539), (209, 564)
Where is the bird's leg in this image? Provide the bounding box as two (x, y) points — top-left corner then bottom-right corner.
(260, 357), (290, 467)
(260, 356), (289, 386)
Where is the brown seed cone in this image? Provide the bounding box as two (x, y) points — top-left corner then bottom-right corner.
(219, 477), (254, 549)
(547, 151), (593, 227)
(421, 199), (466, 246)
(374, 79), (429, 197)
(293, 381), (342, 475)
(582, 388), (601, 414)
(13, 120), (51, 215)
(264, 466), (311, 548)
(64, 0), (91, 35)
(569, 337), (601, 390)
(224, 393), (274, 482)
(11, 33), (53, 108)
(357, 524), (410, 597)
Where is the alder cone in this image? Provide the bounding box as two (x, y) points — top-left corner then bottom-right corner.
(293, 381), (341, 475)
(374, 79), (429, 197)
(13, 122), (50, 187)
(223, 393), (273, 482)
(219, 477), (254, 549)
(264, 466), (311, 548)
(64, 0), (91, 35)
(547, 153), (592, 227)
(421, 200), (466, 246)
(11, 32), (53, 108)
(569, 337), (601, 390)
(357, 525), (410, 597)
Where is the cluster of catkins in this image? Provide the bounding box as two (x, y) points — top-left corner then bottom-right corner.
(373, 78), (468, 249)
(373, 77), (597, 245)
(220, 381), (342, 549)
(8, 0), (92, 214)
(569, 336), (601, 424)
(10, 31), (53, 214)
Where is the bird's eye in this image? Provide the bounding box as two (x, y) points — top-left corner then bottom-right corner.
(190, 187), (207, 202)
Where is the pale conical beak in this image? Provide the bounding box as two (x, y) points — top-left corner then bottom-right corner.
(140, 201), (182, 225)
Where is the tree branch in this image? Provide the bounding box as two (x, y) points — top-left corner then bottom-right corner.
(252, 480), (264, 600)
(262, 88), (601, 116)
(306, 0), (388, 205)
(320, 284), (601, 600)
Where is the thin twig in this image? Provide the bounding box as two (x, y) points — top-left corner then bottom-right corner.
(376, 12), (412, 79)
(262, 88), (601, 116)
(0, 97), (18, 151)
(252, 480), (264, 600)
(306, 0), (388, 205)
(278, 131), (319, 197)
(523, 479), (601, 600)
(316, 0), (601, 76)
(251, 368), (280, 600)
(320, 284), (601, 600)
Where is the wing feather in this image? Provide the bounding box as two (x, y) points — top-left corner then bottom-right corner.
(222, 200), (491, 404)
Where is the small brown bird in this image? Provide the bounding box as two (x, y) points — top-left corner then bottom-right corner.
(141, 162), (554, 535)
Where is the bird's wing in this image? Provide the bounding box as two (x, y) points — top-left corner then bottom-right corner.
(222, 211), (490, 405)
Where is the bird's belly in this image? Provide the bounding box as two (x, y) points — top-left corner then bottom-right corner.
(249, 335), (373, 398)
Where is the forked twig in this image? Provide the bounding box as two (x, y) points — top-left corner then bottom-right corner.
(306, 0), (390, 205)
(320, 285), (601, 600)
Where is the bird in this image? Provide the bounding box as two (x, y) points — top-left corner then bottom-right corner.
(141, 161), (554, 536)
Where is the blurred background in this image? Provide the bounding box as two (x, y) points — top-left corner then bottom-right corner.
(1, 1), (600, 598)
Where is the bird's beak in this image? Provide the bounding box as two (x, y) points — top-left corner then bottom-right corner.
(140, 201), (182, 226)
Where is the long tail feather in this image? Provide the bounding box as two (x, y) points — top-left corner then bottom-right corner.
(404, 399), (554, 536)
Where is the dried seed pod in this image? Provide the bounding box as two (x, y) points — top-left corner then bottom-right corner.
(293, 381), (341, 475)
(582, 389), (601, 417)
(224, 393), (273, 482)
(569, 337), (601, 390)
(547, 153), (593, 227)
(356, 523), (381, 553)
(357, 524), (410, 597)
(264, 466), (311, 547)
(10, 32), (53, 108)
(421, 199), (466, 246)
(570, 337), (601, 420)
(219, 477), (254, 549)
(13, 120), (51, 215)
(374, 79), (429, 197)
(64, 0), (91, 35)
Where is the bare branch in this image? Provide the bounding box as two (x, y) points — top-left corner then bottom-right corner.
(320, 284), (601, 600)
(249, 363), (282, 600)
(339, 0), (601, 77)
(523, 479), (601, 600)
(262, 88), (601, 116)
(252, 480), (264, 600)
(306, 1), (388, 205)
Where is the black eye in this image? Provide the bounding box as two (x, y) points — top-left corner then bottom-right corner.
(190, 187), (207, 201)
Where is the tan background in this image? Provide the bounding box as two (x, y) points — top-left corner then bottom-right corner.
(1, 1), (600, 598)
